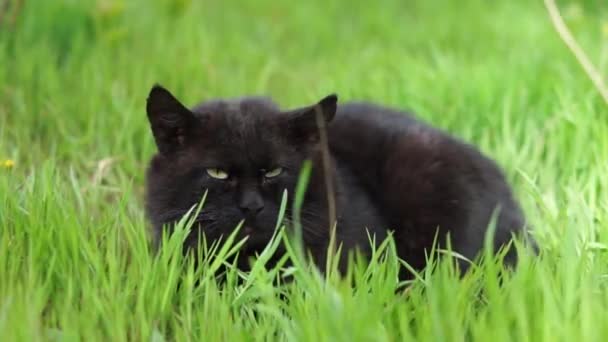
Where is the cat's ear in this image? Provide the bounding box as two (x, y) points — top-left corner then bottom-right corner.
(285, 94), (337, 142)
(146, 84), (197, 154)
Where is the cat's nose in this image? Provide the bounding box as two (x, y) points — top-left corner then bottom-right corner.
(238, 190), (264, 216)
(240, 202), (264, 216)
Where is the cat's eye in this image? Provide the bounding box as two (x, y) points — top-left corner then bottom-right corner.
(264, 167), (283, 178)
(206, 168), (229, 180)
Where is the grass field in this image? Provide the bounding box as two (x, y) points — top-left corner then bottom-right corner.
(2, 0), (608, 340)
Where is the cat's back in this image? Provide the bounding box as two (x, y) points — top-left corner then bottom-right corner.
(329, 102), (421, 138)
(328, 101), (491, 172)
(328, 101), (445, 176)
(328, 101), (528, 270)
(328, 100), (515, 205)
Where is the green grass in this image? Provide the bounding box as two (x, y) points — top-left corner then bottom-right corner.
(2, 0), (608, 340)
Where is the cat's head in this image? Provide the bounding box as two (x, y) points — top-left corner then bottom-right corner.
(144, 84), (337, 254)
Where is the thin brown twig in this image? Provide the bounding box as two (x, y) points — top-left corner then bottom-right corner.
(314, 105), (338, 269)
(0, 0), (8, 26)
(91, 157), (117, 186)
(10, 0), (23, 27)
(0, 0), (23, 29)
(544, 0), (608, 105)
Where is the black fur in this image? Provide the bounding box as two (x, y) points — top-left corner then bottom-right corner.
(144, 85), (532, 277)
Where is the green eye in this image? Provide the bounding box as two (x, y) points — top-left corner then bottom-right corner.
(206, 168), (229, 180)
(264, 167), (283, 178)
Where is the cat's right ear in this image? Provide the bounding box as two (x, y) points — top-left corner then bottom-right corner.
(146, 84), (197, 155)
(285, 94), (338, 143)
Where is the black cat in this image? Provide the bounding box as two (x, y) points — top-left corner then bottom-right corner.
(144, 84), (533, 277)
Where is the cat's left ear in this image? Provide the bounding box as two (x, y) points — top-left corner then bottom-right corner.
(285, 94), (337, 142)
(146, 84), (198, 155)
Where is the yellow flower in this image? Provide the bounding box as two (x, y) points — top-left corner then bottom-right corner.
(2, 159), (15, 169)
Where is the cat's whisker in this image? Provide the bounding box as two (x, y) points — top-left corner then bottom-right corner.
(282, 218), (327, 238)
